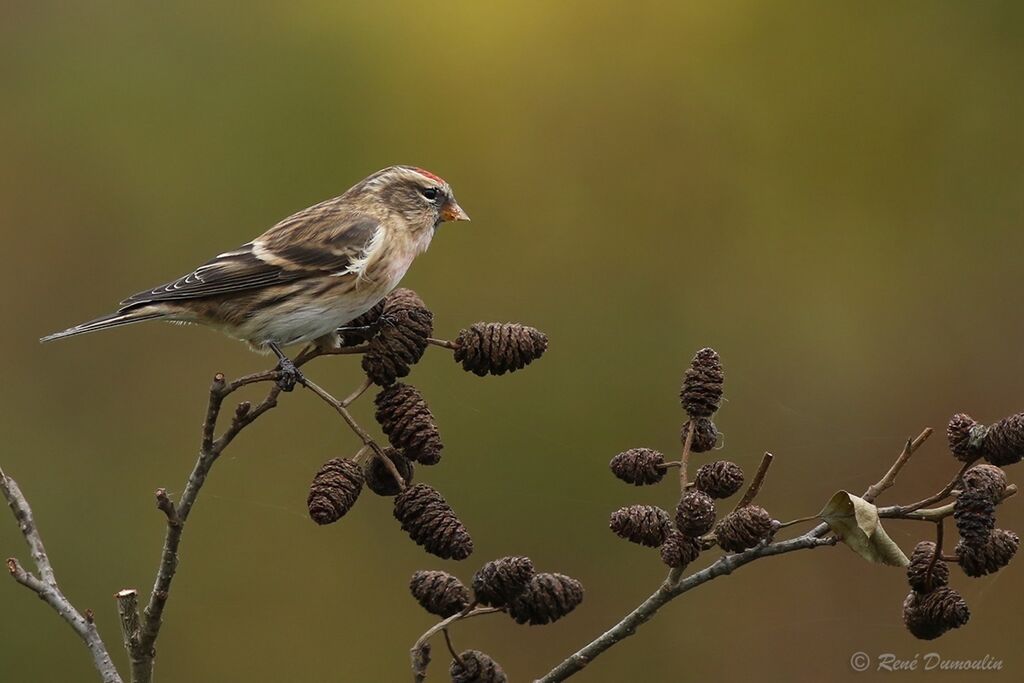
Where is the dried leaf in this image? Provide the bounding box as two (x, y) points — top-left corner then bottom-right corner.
(818, 490), (909, 567)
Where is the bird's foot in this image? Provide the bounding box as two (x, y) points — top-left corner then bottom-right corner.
(275, 357), (305, 392)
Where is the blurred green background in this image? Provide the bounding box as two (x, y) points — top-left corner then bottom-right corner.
(3, 2), (1023, 681)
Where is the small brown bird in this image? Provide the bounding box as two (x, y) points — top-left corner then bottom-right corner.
(42, 165), (469, 386)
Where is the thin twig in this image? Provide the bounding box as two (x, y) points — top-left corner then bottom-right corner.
(411, 607), (501, 682)
(678, 422), (695, 489)
(901, 461), (974, 513)
(924, 520), (944, 592)
(862, 428), (934, 503)
(442, 628), (461, 663)
(302, 377), (385, 455)
(1, 469), (123, 683)
(427, 337), (458, 350)
(340, 377), (374, 408)
(136, 373), (281, 682)
(880, 484), (1017, 522)
(734, 452), (773, 511)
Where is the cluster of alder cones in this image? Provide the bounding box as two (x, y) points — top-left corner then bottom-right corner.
(607, 348), (776, 570)
(409, 556), (584, 682)
(305, 288), (548, 559)
(900, 413), (1021, 640)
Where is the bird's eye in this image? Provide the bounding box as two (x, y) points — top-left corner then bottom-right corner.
(420, 187), (439, 201)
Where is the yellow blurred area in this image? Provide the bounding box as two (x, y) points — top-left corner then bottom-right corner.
(2, 2), (1023, 681)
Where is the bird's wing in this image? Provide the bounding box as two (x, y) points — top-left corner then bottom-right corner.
(119, 201), (380, 308)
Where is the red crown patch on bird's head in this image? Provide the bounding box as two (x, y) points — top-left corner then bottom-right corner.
(410, 167), (447, 186)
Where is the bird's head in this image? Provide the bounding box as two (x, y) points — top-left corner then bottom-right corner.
(353, 165), (470, 231)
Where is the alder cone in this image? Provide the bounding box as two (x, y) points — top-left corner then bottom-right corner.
(982, 412), (1024, 466)
(307, 458), (363, 525)
(609, 448), (666, 486)
(408, 570), (470, 618)
(715, 505), (773, 553)
(680, 347), (724, 418)
(953, 488), (996, 549)
(906, 541), (949, 593)
(961, 463), (1007, 502)
(507, 573), (584, 625)
(361, 288), (434, 386)
(609, 505), (672, 547)
(659, 530), (701, 569)
(375, 383), (443, 465)
(472, 556), (535, 608)
(450, 650), (508, 683)
(364, 448), (414, 496)
(957, 529), (1020, 577)
(675, 490), (716, 537)
(682, 417), (719, 453)
(694, 460), (744, 499)
(453, 322), (548, 376)
(393, 484), (473, 560)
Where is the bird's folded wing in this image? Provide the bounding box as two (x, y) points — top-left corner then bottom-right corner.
(119, 204), (380, 308)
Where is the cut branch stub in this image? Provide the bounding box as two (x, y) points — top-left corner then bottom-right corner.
(450, 650), (508, 683)
(694, 460), (745, 499)
(307, 458), (363, 525)
(452, 322), (548, 376)
(361, 288), (434, 386)
(609, 505), (672, 547)
(507, 572), (584, 625)
(375, 383), (443, 465)
(393, 484), (473, 560)
(609, 448), (666, 486)
(957, 528), (1019, 577)
(408, 570), (471, 618)
(364, 448), (414, 496)
(472, 556), (535, 608)
(679, 347), (723, 418)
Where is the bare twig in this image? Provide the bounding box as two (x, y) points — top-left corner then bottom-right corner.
(734, 452), (774, 510)
(678, 422), (695, 489)
(881, 484), (1017, 522)
(924, 521), (944, 592)
(136, 372), (281, 682)
(862, 428), (934, 503)
(1, 468), (123, 683)
(411, 607), (502, 682)
(427, 337), (458, 351)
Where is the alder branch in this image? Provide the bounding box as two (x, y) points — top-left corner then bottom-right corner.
(535, 532), (838, 682)
(1, 467), (123, 683)
(534, 429), (953, 682)
(411, 606), (503, 683)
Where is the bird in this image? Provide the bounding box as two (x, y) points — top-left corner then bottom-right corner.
(41, 165), (469, 388)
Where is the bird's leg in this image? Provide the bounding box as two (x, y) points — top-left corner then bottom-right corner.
(336, 320), (383, 345)
(268, 342), (304, 392)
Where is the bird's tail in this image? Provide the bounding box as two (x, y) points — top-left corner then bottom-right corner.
(40, 310), (164, 343)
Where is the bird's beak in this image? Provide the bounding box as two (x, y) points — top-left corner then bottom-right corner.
(441, 201), (470, 222)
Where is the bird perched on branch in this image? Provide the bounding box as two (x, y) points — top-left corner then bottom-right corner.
(41, 165), (469, 389)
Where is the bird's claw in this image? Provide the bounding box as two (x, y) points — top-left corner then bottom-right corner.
(275, 358), (304, 392)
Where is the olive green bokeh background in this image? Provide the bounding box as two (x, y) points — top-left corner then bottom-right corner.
(3, 2), (1023, 681)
